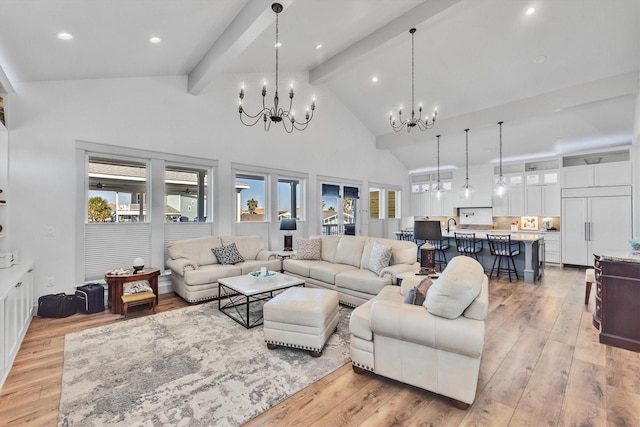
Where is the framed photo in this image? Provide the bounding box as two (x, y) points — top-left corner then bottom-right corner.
(521, 216), (538, 230)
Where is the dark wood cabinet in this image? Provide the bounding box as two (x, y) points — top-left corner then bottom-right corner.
(593, 255), (640, 353)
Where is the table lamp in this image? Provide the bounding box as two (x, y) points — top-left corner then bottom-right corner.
(413, 220), (439, 274)
(280, 219), (297, 251)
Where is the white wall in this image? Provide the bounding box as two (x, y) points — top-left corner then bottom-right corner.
(7, 74), (410, 297)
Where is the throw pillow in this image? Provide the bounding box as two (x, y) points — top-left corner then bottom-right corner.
(424, 255), (483, 319)
(296, 238), (321, 260)
(123, 280), (152, 295)
(211, 243), (245, 265)
(403, 277), (432, 305)
(368, 241), (393, 275)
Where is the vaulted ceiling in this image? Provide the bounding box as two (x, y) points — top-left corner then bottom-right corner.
(0, 0), (638, 172)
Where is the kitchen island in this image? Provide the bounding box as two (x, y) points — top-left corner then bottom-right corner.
(592, 252), (640, 353)
(434, 230), (545, 284)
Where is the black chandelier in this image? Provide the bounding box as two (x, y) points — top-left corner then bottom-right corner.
(390, 28), (437, 132)
(238, 3), (315, 133)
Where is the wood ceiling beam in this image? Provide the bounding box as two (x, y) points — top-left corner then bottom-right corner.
(188, 0), (296, 95)
(309, 0), (463, 86)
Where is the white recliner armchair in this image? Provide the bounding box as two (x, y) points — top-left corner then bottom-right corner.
(349, 256), (488, 409)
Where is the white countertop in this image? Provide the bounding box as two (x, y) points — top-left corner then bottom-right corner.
(440, 230), (544, 241)
(598, 251), (640, 264)
(0, 261), (34, 300)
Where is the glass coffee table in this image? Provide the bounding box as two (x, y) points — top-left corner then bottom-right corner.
(218, 272), (305, 328)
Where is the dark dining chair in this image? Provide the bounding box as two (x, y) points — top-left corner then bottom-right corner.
(454, 232), (483, 260)
(486, 234), (521, 282)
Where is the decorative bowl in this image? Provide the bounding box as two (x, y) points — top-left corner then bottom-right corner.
(249, 270), (276, 280)
(584, 157), (602, 165)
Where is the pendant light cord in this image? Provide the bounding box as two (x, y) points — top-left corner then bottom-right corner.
(411, 30), (415, 115)
(275, 10), (279, 96)
(436, 134), (441, 183)
(498, 121), (503, 176)
(464, 129), (470, 182)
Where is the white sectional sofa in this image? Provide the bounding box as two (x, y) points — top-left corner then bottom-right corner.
(167, 235), (281, 303)
(282, 235), (419, 307)
(349, 255), (489, 409)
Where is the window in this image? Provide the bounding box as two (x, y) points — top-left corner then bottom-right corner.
(322, 183), (358, 235)
(88, 157), (147, 223)
(369, 188), (380, 219)
(165, 166), (209, 222)
(278, 178), (301, 220)
(236, 174), (266, 222)
(387, 189), (399, 219)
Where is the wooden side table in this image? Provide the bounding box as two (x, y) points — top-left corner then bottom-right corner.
(104, 268), (160, 314)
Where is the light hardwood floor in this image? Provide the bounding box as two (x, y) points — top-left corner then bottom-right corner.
(1, 266), (639, 426)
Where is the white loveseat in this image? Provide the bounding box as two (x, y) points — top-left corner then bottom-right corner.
(349, 255), (488, 409)
(282, 235), (419, 307)
(167, 235), (281, 303)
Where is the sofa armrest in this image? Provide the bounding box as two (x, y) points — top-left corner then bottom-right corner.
(379, 263), (420, 284)
(370, 300), (484, 359)
(166, 258), (199, 276)
(256, 250), (277, 261)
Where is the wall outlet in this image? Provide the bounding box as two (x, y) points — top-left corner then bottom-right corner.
(47, 276), (54, 287)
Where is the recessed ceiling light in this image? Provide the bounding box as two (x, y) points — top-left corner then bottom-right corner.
(148, 36), (161, 44)
(274, 42), (282, 48)
(371, 76), (378, 83)
(534, 55), (547, 63)
(526, 7), (535, 16)
(57, 32), (73, 40)
(315, 44), (323, 50)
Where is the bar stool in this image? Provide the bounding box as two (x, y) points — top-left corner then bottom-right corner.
(429, 237), (450, 270)
(454, 232), (483, 260)
(486, 234), (521, 282)
(585, 268), (595, 305)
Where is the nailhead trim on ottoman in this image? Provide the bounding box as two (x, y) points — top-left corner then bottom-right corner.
(264, 287), (339, 357)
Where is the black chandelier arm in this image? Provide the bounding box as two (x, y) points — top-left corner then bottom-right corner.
(239, 108), (272, 127)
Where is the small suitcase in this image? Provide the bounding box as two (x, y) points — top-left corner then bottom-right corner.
(75, 283), (105, 314)
(37, 293), (78, 318)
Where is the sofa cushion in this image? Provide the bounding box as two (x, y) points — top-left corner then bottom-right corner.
(284, 259), (324, 278)
(335, 269), (391, 296)
(183, 264), (242, 286)
(334, 236), (367, 268)
(361, 238), (417, 269)
(212, 243), (245, 265)
(238, 259), (282, 275)
(404, 277), (432, 305)
(168, 236), (222, 266)
(221, 235), (264, 260)
(424, 256), (483, 319)
(318, 235), (341, 262)
(296, 237), (321, 260)
(368, 241), (393, 275)
(310, 263), (357, 285)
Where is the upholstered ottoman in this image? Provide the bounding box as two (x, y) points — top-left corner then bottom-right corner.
(264, 287), (339, 357)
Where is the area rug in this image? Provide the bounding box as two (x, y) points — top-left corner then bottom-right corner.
(58, 302), (352, 426)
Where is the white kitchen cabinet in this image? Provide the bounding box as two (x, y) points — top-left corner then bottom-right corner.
(543, 232), (561, 264)
(410, 189), (429, 218)
(525, 184), (560, 217)
(1, 264), (34, 389)
(562, 162), (631, 188)
(561, 187), (632, 266)
(492, 173), (524, 217)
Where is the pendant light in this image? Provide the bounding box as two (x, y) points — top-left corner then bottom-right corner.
(434, 134), (445, 200)
(495, 121), (508, 198)
(389, 28), (437, 132)
(458, 129), (474, 200)
(238, 3), (315, 133)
